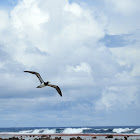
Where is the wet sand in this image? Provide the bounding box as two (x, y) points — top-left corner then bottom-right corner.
(0, 134), (140, 140)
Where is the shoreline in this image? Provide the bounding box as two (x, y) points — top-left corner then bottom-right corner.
(0, 134), (140, 140)
(1, 133), (140, 135)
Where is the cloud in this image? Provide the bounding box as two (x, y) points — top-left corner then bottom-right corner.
(83, 0), (140, 34)
(105, 0), (140, 34)
(0, 0), (140, 126)
(11, 0), (49, 31)
(0, 10), (9, 31)
(95, 86), (138, 111)
(106, 0), (140, 16)
(109, 31), (140, 77)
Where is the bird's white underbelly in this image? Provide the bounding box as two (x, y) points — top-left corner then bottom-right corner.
(38, 83), (46, 88)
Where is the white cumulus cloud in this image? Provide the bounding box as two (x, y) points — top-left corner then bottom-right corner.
(0, 0), (140, 126)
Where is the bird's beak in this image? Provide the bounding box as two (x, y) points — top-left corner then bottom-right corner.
(48, 81), (51, 83)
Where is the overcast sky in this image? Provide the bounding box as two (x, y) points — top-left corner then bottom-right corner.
(0, 0), (140, 127)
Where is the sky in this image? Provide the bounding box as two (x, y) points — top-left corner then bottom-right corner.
(0, 0), (140, 127)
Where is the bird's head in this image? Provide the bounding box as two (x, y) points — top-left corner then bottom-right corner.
(44, 81), (51, 86)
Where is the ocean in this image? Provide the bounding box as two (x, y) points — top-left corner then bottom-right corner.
(0, 126), (140, 134)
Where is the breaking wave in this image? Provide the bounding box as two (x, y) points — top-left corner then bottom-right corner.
(134, 128), (140, 134)
(19, 129), (56, 134)
(0, 127), (140, 134)
(62, 128), (90, 134)
(113, 128), (133, 133)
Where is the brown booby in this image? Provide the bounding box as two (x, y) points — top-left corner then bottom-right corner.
(24, 71), (62, 97)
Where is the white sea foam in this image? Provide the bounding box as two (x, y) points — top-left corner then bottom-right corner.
(103, 129), (108, 131)
(1, 130), (33, 134)
(62, 128), (90, 134)
(113, 128), (133, 133)
(31, 129), (42, 134)
(42, 129), (56, 134)
(19, 129), (56, 134)
(95, 129), (108, 131)
(134, 128), (140, 134)
(19, 130), (33, 134)
(0, 132), (17, 134)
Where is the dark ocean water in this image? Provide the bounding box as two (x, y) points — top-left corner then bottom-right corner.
(0, 126), (140, 134)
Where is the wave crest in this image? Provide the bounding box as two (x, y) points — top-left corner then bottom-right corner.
(62, 128), (90, 134)
(19, 129), (56, 134)
(113, 128), (133, 133)
(134, 128), (140, 134)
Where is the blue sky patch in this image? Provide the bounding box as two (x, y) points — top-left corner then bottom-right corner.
(100, 34), (136, 48)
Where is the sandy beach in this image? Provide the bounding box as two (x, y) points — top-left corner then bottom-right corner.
(0, 134), (140, 140)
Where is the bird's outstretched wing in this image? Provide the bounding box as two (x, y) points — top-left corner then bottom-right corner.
(24, 71), (44, 83)
(48, 84), (62, 97)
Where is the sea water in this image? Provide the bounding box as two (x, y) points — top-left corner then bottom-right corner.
(0, 126), (140, 134)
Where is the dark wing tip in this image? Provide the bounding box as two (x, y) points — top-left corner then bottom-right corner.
(24, 71), (38, 74)
(48, 84), (63, 97)
(56, 86), (62, 97)
(24, 71), (31, 72)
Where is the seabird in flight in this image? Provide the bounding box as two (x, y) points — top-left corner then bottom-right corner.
(24, 71), (62, 97)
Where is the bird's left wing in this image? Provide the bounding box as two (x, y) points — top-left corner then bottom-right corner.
(48, 84), (62, 97)
(24, 71), (44, 83)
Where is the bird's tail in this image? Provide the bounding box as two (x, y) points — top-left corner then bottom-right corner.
(36, 86), (41, 88)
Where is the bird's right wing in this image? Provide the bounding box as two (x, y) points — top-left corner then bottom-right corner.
(24, 71), (44, 83)
(48, 84), (62, 97)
